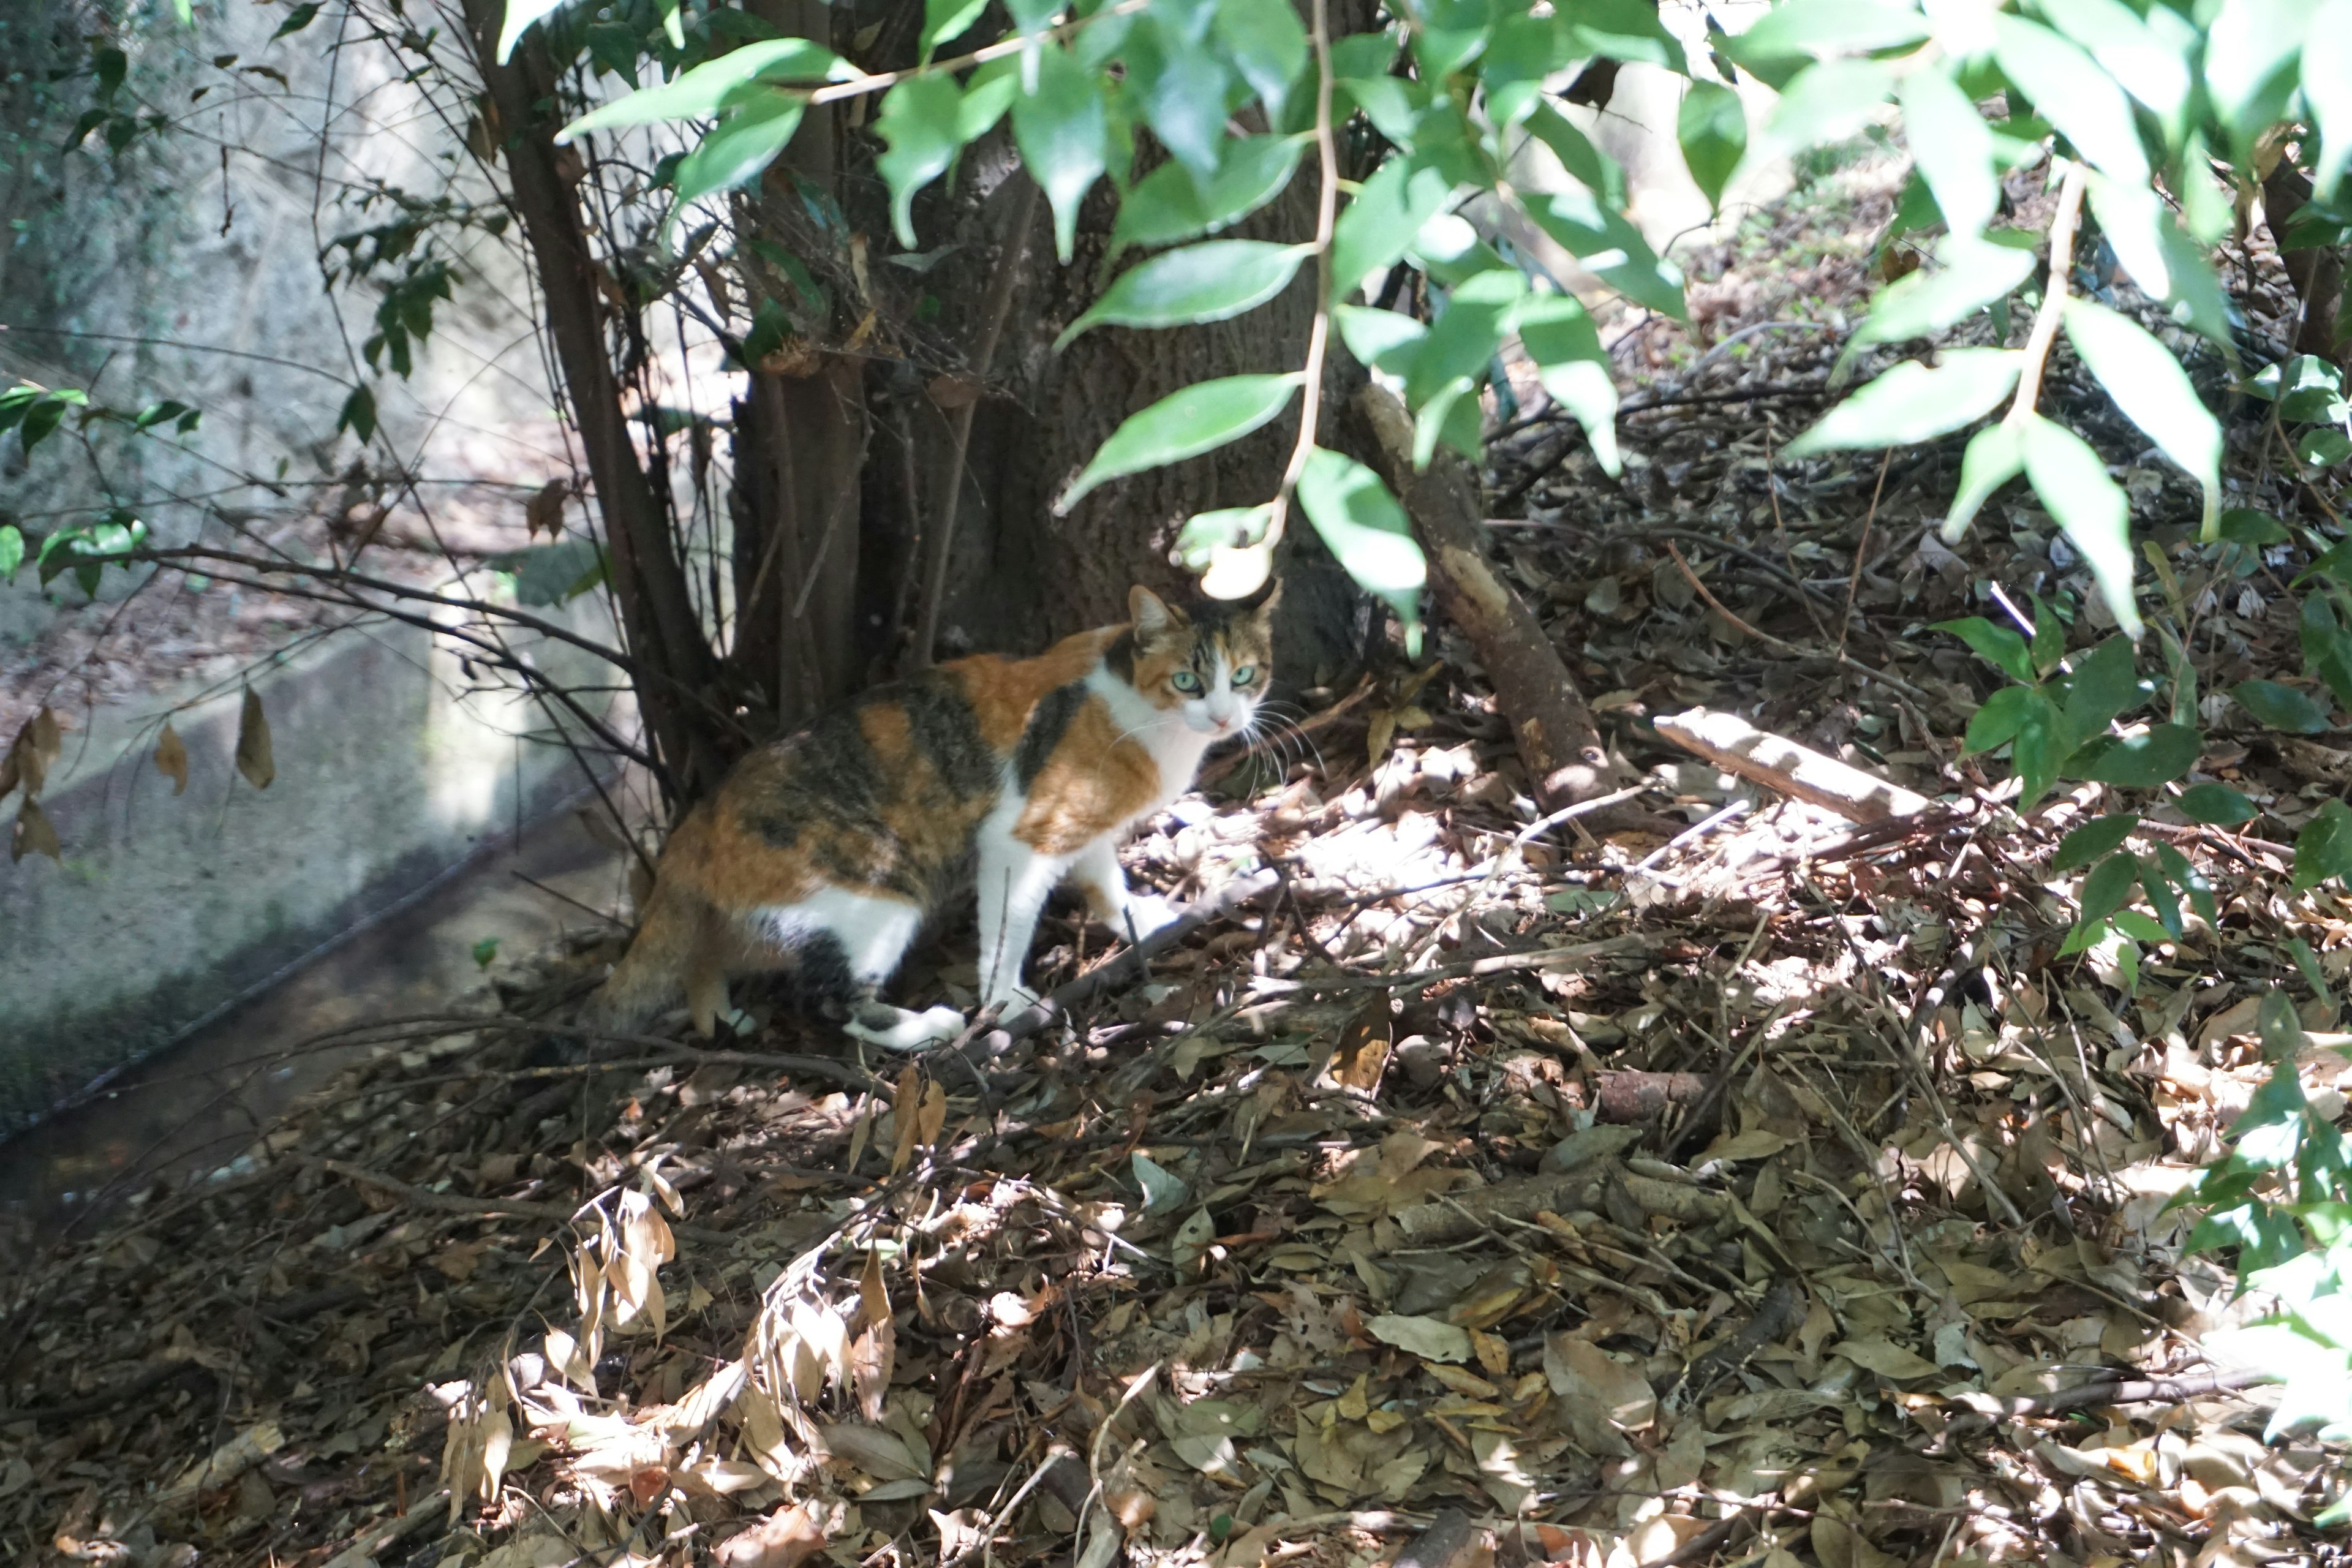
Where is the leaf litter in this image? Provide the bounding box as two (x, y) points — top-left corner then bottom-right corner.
(4, 149), (2352, 1568)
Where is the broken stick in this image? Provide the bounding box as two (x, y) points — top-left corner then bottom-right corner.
(1653, 707), (1931, 824)
(1353, 384), (1614, 807)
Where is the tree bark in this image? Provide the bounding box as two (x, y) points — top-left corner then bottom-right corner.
(461, 0), (717, 801)
(732, 0), (869, 729)
(2263, 160), (2351, 369)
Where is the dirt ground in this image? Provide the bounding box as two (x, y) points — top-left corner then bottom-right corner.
(5, 150), (2351, 1568)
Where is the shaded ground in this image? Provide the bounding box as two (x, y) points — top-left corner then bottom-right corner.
(4, 153), (2352, 1568)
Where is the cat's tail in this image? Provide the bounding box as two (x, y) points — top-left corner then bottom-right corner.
(587, 816), (720, 1032)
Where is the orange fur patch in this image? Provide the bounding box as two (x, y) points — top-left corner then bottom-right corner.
(1014, 696), (1166, 856)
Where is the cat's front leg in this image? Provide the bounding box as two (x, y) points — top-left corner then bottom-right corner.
(1069, 837), (1179, 943)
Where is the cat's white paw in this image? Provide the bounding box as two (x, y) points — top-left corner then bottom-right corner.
(1118, 894), (1181, 941)
(844, 1003), (967, 1051)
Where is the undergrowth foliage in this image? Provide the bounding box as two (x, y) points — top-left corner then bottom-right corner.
(7, 0), (2352, 1466)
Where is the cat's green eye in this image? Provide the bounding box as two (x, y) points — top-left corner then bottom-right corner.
(1231, 666), (1258, 686)
(1172, 670), (1203, 694)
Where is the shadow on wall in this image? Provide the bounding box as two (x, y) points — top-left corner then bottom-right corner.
(0, 605), (625, 1134)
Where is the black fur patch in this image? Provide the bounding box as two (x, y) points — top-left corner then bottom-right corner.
(793, 929), (858, 1014)
(1104, 628), (1136, 684)
(902, 675), (1000, 797)
(1016, 680), (1090, 788)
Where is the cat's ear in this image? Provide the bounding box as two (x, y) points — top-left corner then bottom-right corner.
(1130, 585), (1180, 639)
(1248, 579), (1283, 625)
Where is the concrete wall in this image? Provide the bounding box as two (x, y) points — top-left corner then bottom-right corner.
(0, 605), (621, 1133)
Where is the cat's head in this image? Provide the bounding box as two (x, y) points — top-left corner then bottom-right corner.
(1120, 582), (1279, 738)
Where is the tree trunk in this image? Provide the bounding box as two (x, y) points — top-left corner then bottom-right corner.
(461, 0), (719, 802)
(731, 0), (869, 732)
(2264, 160), (2351, 370)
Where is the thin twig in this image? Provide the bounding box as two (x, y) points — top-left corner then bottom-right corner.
(1661, 538), (1932, 704)
(2004, 160), (2090, 429)
(1259, 0), (1340, 556)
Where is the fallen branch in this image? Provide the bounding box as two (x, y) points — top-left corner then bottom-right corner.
(1354, 384), (1615, 807)
(1942, 1366), (2277, 1442)
(1653, 707), (1931, 824)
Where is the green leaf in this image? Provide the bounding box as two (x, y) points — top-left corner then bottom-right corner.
(559, 40), (846, 139)
(2155, 840), (2218, 929)
(1896, 67), (1998, 239)
(674, 95), (804, 208)
(2111, 906), (2174, 946)
(2298, 799), (2352, 892)
(2308, 0), (2352, 197)
(1057, 374), (1302, 513)
(1294, 449), (1425, 595)
(2067, 725), (2201, 788)
(1406, 270), (1525, 406)
(1125, 13), (1234, 177)
(1557, 0), (1685, 72)
(2060, 635), (2144, 747)
(2203, 0), (2309, 151)
(1934, 616), (2035, 684)
(2015, 690), (2067, 804)
(957, 58), (1019, 142)
(1755, 59), (1895, 164)
(1725, 0), (1931, 66)
(1294, 449), (1427, 650)
(0, 525), (21, 583)
(2055, 813), (2139, 872)
(1942, 419), (2026, 541)
(1525, 103), (1627, 212)
(1412, 377), (1483, 469)
(1963, 683), (2038, 753)
(2078, 850), (2142, 926)
(1214, 0), (1306, 124)
(1109, 135), (1303, 257)
(1333, 304), (1427, 373)
(1676, 80), (1746, 212)
(921, 0), (988, 57)
(1989, 16), (2149, 183)
(1786, 350), (2020, 456)
(1057, 241), (1312, 348)
(2061, 298), (2222, 537)
(2020, 413), (2141, 639)
(876, 75), (967, 247)
(1330, 157), (1455, 303)
(1513, 292), (1621, 478)
(491, 538), (608, 606)
(1174, 505), (1273, 570)
(337, 384), (377, 443)
(2177, 782), (2256, 826)
(497, 0), (575, 63)
(2032, 594), (2066, 677)
(2237, 679), (2334, 734)
(2037, 0), (2190, 129)
(2254, 355), (2351, 422)
(1851, 235), (2038, 352)
(2086, 176), (2232, 344)
(1013, 45), (1109, 264)
(2220, 508), (2290, 546)
(2300, 429), (2352, 467)
(1521, 187), (1686, 319)
(273, 2), (321, 39)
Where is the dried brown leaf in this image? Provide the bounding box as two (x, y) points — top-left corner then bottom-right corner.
(524, 479), (570, 539)
(154, 722), (189, 795)
(235, 688), (274, 790)
(11, 797), (60, 863)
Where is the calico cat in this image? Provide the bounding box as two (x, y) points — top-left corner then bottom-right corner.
(592, 584), (1276, 1049)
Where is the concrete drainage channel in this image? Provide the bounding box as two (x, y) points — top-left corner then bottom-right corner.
(0, 617), (630, 1259)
